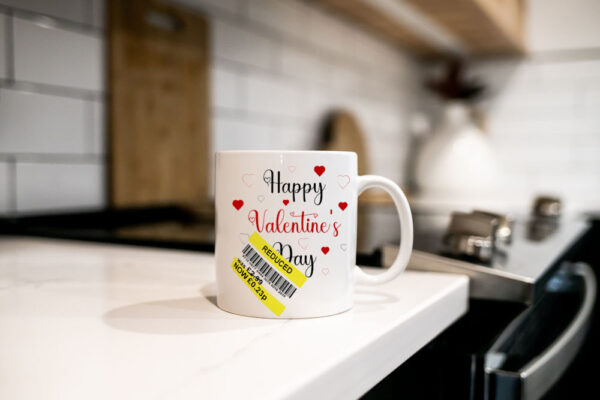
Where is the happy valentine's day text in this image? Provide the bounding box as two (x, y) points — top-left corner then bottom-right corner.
(247, 169), (341, 238)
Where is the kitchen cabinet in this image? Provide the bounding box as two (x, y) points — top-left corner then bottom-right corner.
(314, 0), (526, 56)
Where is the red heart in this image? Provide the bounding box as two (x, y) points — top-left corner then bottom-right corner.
(314, 165), (325, 176)
(321, 246), (330, 255)
(283, 200), (289, 206)
(232, 200), (244, 210)
(338, 202), (348, 211)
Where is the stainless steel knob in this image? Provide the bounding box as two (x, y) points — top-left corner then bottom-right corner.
(443, 211), (498, 261)
(472, 210), (514, 244)
(532, 196), (562, 219)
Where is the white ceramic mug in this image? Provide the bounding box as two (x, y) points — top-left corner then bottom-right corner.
(215, 151), (413, 318)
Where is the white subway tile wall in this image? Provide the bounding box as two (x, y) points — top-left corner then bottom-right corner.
(90, 0), (104, 28)
(207, 0), (420, 182)
(247, 0), (306, 41)
(173, 0), (241, 16)
(0, 1), (104, 214)
(90, 101), (105, 154)
(175, 0), (420, 193)
(0, 89), (88, 153)
(413, 0), (600, 212)
(212, 19), (277, 70)
(243, 72), (302, 118)
(0, 0), (90, 25)
(467, 57), (600, 210)
(0, 14), (6, 79)
(0, 0), (418, 215)
(1, 0), (599, 216)
(13, 18), (103, 91)
(15, 162), (104, 212)
(211, 66), (241, 110)
(528, 0), (600, 52)
(0, 162), (9, 213)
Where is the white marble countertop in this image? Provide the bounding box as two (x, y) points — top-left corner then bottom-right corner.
(0, 237), (468, 400)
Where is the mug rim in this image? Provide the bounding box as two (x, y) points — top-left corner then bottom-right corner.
(216, 150), (357, 156)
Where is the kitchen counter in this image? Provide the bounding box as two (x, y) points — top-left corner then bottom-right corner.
(0, 237), (468, 400)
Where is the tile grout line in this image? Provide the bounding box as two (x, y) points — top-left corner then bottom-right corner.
(0, 154), (104, 164)
(84, 100), (94, 154)
(0, 79), (104, 101)
(7, 155), (17, 215)
(84, 0), (95, 28)
(5, 9), (14, 83)
(0, 3), (103, 37)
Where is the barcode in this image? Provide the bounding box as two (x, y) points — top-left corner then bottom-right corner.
(242, 244), (297, 298)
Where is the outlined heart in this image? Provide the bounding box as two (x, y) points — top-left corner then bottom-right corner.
(313, 165), (325, 176)
(321, 246), (330, 255)
(288, 166), (296, 173)
(238, 233), (250, 244)
(241, 174), (255, 187)
(298, 238), (309, 249)
(340, 243), (348, 251)
(257, 195), (265, 202)
(321, 268), (330, 276)
(337, 174), (350, 189)
(283, 199), (289, 206)
(338, 202), (348, 211)
(232, 200), (244, 210)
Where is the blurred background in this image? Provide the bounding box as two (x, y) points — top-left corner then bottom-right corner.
(2, 2), (600, 398)
(0, 0), (598, 219)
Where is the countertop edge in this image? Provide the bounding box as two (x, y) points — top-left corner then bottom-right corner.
(285, 275), (470, 400)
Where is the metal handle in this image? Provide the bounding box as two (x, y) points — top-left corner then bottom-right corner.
(520, 263), (596, 398)
(485, 263), (596, 400)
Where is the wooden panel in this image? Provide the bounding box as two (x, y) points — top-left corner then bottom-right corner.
(108, 0), (211, 212)
(321, 110), (370, 175)
(314, 0), (438, 55)
(314, 0), (525, 56)
(403, 0), (525, 55)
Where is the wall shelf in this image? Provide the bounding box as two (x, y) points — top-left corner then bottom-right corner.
(314, 0), (526, 57)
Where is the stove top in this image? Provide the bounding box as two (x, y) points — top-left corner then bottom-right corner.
(384, 212), (589, 304)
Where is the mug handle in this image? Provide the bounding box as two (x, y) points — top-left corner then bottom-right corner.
(354, 175), (413, 284)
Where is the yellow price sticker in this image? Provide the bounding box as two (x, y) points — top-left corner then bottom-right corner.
(231, 258), (285, 316)
(249, 232), (307, 288)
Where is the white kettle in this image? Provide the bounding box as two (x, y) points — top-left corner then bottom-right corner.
(414, 102), (501, 201)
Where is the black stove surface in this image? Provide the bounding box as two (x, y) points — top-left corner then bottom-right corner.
(0, 206), (215, 251)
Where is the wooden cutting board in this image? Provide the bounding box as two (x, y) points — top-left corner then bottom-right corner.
(321, 110), (370, 175)
(108, 0), (210, 213)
